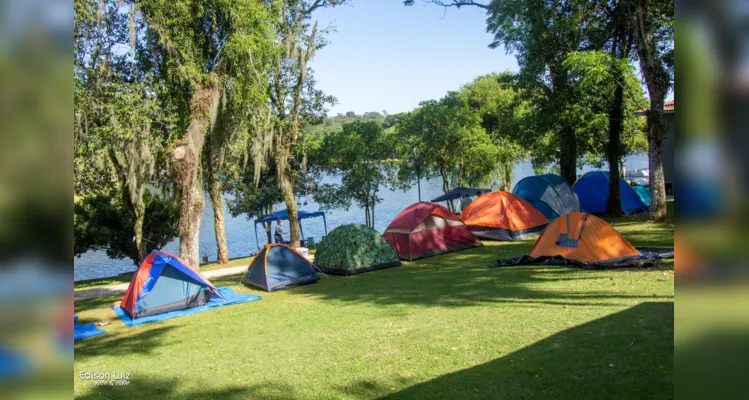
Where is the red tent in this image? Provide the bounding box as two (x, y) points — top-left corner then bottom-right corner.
(384, 202), (482, 261)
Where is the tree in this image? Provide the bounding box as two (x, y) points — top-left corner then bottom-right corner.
(74, 190), (179, 265)
(627, 0), (674, 221)
(74, 0), (173, 261)
(396, 92), (499, 210)
(310, 121), (393, 228)
(136, 0), (276, 267)
(564, 50), (648, 216)
(264, 0), (343, 248)
(461, 72), (529, 190)
(405, 0), (591, 185)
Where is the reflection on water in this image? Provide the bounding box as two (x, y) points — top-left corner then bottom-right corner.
(74, 156), (647, 281)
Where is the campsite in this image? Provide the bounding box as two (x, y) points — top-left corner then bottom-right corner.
(72, 0), (674, 399)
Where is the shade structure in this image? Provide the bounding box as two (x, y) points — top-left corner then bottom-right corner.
(459, 191), (549, 240)
(241, 244), (319, 292)
(632, 185), (651, 207)
(253, 209), (327, 248)
(120, 251), (222, 320)
(384, 202), (481, 261)
(572, 171), (648, 215)
(492, 212), (674, 268)
(513, 174), (581, 220)
(313, 224), (402, 276)
(431, 187), (492, 203)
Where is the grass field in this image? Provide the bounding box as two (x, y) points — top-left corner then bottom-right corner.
(74, 217), (673, 399)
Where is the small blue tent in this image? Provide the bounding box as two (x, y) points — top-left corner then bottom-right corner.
(513, 174), (582, 220)
(632, 185), (651, 206)
(572, 171), (648, 215)
(120, 251), (222, 319)
(241, 244), (320, 292)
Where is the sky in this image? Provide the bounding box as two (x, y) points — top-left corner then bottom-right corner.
(309, 1), (518, 116)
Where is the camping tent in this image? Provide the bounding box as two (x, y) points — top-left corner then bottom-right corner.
(313, 224), (402, 275)
(120, 251), (222, 320)
(431, 187), (492, 203)
(241, 244), (319, 291)
(513, 174), (582, 220)
(632, 185), (651, 207)
(459, 191), (549, 240)
(572, 171), (648, 215)
(254, 209), (327, 248)
(384, 202), (481, 260)
(492, 212), (673, 268)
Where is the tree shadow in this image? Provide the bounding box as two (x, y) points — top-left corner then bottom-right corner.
(75, 376), (302, 400)
(289, 241), (672, 309)
(375, 302), (673, 400)
(74, 324), (181, 361)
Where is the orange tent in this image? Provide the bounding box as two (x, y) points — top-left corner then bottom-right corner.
(459, 191), (549, 240)
(529, 212), (638, 262)
(493, 212), (673, 268)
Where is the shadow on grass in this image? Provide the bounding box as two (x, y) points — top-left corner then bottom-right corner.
(374, 302), (674, 400)
(75, 377), (300, 400)
(74, 324), (182, 361)
(289, 240), (672, 308)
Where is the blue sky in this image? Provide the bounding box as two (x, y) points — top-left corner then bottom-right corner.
(310, 1), (518, 116)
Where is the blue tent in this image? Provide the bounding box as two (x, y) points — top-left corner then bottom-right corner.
(254, 209), (327, 249)
(241, 244), (320, 292)
(632, 185), (651, 206)
(431, 187), (491, 203)
(513, 174), (581, 220)
(572, 171), (648, 215)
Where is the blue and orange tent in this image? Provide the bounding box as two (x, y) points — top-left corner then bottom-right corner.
(120, 251), (222, 320)
(241, 244), (320, 292)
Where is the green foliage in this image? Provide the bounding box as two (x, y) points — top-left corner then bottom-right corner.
(74, 190), (179, 265)
(310, 120), (394, 227)
(562, 51), (649, 165)
(395, 91), (499, 194)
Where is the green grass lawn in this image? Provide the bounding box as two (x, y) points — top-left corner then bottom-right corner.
(74, 218), (673, 399)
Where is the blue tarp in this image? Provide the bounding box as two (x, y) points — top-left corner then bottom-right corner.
(0, 345), (32, 381)
(254, 209), (325, 223)
(254, 209), (328, 248)
(74, 316), (107, 341)
(431, 187), (491, 203)
(112, 287), (261, 327)
(572, 171), (648, 215)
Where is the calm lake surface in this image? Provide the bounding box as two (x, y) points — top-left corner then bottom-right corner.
(74, 156), (647, 281)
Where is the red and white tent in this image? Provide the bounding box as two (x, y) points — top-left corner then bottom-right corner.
(383, 202), (482, 261)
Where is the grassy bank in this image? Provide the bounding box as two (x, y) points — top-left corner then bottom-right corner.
(74, 216), (673, 399)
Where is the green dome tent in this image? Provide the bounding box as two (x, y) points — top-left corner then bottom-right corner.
(314, 224), (402, 276)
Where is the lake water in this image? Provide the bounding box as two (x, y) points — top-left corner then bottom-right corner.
(74, 156), (647, 281)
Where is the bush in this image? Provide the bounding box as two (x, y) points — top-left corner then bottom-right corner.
(74, 190), (179, 265)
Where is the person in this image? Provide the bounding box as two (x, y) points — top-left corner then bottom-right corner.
(274, 220), (288, 244)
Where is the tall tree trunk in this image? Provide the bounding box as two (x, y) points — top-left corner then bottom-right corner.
(133, 200), (147, 260)
(174, 84), (220, 268)
(606, 68), (625, 217)
(559, 125), (577, 185)
(277, 145), (300, 248)
(440, 169), (453, 212)
(416, 167), (421, 202)
(503, 161), (513, 191)
(263, 222), (272, 245)
(630, 0), (669, 222)
(370, 200), (375, 229)
(206, 137), (229, 264)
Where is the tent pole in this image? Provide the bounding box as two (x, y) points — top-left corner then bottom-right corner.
(254, 223), (260, 252)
